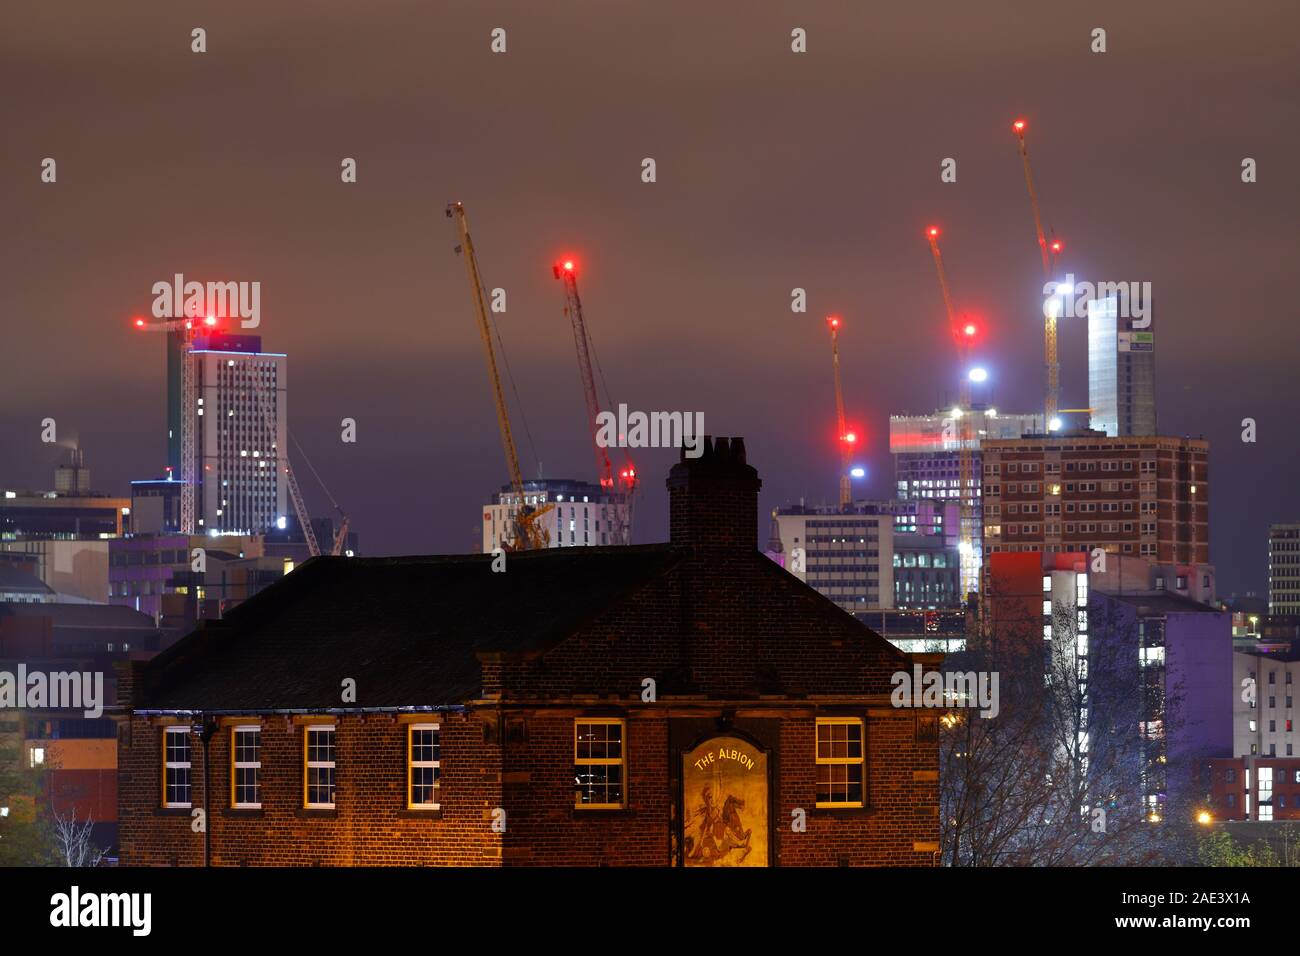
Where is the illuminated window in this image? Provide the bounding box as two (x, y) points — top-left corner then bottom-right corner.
(816, 717), (865, 807)
(163, 727), (192, 808)
(304, 725), (336, 808)
(574, 719), (625, 809)
(231, 725), (261, 808)
(408, 724), (441, 809)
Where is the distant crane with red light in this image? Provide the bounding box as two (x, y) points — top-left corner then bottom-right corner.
(132, 314), (350, 557)
(1012, 118), (1063, 425)
(826, 316), (855, 510)
(133, 314), (219, 534)
(553, 257), (636, 545)
(924, 226), (980, 601)
(447, 200), (553, 551)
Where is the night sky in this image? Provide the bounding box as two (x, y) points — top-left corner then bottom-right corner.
(2, 1), (1296, 598)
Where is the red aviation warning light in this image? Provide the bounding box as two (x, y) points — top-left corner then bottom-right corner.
(828, 315), (840, 330)
(963, 322), (978, 338)
(553, 257), (578, 279)
(1050, 239), (1063, 255)
(843, 431), (857, 445)
(133, 317), (146, 328)
(926, 226), (940, 239)
(1013, 118), (1027, 134)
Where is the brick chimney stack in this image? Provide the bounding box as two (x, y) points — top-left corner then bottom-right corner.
(666, 436), (761, 550)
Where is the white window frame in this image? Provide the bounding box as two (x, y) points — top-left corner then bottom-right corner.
(231, 724), (262, 809)
(163, 726), (192, 809)
(303, 724), (337, 809)
(407, 723), (441, 810)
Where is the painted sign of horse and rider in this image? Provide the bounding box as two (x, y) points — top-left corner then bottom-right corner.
(681, 736), (769, 867)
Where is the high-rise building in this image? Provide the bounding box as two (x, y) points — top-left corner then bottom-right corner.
(1088, 296), (1156, 437)
(1268, 524), (1300, 615)
(1207, 631), (1300, 821)
(890, 408), (1045, 504)
(186, 332), (288, 536)
(891, 499), (962, 610)
(982, 429), (1208, 565)
(987, 550), (1231, 824)
(482, 478), (627, 552)
(1232, 643), (1299, 761)
(771, 501), (894, 612)
(890, 408), (1044, 598)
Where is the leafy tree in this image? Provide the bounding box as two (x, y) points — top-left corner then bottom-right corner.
(0, 732), (57, 866)
(1197, 828), (1279, 867)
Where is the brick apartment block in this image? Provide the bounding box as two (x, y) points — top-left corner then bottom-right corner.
(117, 437), (941, 866)
(983, 432), (1209, 565)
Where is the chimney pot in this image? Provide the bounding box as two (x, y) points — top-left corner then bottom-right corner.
(667, 435), (761, 550)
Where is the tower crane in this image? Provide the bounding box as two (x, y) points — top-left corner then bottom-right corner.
(1012, 118), (1062, 426)
(447, 201), (553, 551)
(133, 314), (350, 557)
(553, 257), (637, 545)
(288, 431), (352, 556)
(826, 316), (855, 510)
(925, 227), (980, 601)
(251, 387), (352, 558)
(134, 314), (219, 534)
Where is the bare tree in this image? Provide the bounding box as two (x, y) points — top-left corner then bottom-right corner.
(51, 807), (107, 868)
(941, 582), (1184, 865)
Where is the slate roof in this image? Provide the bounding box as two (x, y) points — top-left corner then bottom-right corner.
(0, 601), (154, 628)
(136, 545), (683, 711)
(0, 564), (53, 595)
(1101, 590), (1225, 615)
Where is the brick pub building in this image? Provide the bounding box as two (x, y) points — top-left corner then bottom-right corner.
(117, 437), (941, 866)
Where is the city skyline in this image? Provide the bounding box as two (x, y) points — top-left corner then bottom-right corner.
(3, 2), (1297, 598)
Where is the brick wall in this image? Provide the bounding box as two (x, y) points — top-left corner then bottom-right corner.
(120, 710), (503, 866)
(120, 705), (938, 866)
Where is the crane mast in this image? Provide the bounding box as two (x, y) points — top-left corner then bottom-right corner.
(925, 227), (979, 601)
(554, 259), (635, 545)
(137, 316), (346, 558)
(248, 387), (320, 557)
(827, 316), (852, 510)
(136, 315), (217, 535)
(180, 333), (197, 533)
(447, 201), (551, 551)
(1012, 119), (1060, 425)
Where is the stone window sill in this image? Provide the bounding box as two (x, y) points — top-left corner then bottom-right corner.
(295, 808), (338, 820)
(809, 805), (878, 819)
(397, 808), (443, 820)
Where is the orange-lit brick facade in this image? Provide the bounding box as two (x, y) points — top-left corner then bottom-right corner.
(118, 437), (941, 867)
